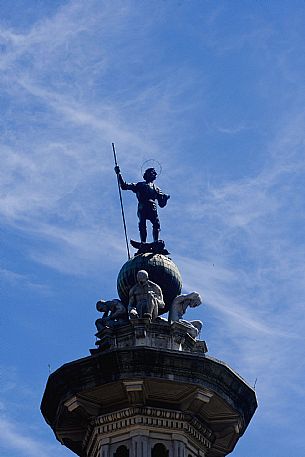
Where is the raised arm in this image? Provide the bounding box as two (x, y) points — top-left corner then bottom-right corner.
(114, 166), (136, 191)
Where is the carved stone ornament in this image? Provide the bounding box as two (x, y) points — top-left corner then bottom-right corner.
(95, 299), (128, 332)
(169, 292), (203, 338)
(128, 270), (165, 320)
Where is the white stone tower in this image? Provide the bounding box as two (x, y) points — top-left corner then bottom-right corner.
(41, 253), (257, 457)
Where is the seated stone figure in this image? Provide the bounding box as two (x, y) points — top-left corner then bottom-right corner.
(128, 270), (165, 320)
(95, 299), (128, 331)
(170, 292), (203, 338)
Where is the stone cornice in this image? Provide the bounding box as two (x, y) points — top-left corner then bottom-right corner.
(41, 345), (257, 457)
(84, 406), (214, 456)
(42, 346), (256, 430)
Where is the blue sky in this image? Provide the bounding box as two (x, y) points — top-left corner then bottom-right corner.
(1, 1), (305, 456)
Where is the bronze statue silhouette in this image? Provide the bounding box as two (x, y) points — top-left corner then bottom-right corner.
(114, 166), (170, 243)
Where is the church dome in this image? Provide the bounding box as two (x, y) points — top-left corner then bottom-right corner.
(117, 254), (182, 314)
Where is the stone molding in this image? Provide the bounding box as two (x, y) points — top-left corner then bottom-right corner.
(84, 406), (214, 456)
(41, 344), (257, 457)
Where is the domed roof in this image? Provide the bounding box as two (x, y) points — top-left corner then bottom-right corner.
(117, 254), (182, 314)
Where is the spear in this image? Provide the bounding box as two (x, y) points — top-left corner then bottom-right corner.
(112, 143), (131, 260)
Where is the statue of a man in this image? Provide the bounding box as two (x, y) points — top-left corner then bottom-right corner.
(170, 292), (202, 321)
(128, 270), (165, 320)
(95, 299), (128, 331)
(170, 292), (203, 339)
(115, 166), (170, 243)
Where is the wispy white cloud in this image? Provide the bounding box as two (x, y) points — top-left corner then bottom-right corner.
(0, 267), (45, 291)
(0, 0), (198, 274)
(0, 416), (60, 457)
(214, 122), (252, 135)
(0, 367), (70, 457)
(1, 4), (305, 454)
(173, 111), (305, 429)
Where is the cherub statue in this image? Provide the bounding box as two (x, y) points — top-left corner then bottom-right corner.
(95, 299), (128, 331)
(128, 270), (165, 320)
(170, 292), (203, 338)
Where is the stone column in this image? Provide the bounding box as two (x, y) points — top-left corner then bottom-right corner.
(100, 443), (110, 457)
(173, 439), (186, 457)
(131, 435), (149, 457)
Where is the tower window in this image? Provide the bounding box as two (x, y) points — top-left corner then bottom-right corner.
(114, 445), (129, 457)
(152, 443), (169, 457)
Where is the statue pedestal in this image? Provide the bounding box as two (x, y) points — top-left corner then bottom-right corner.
(92, 319), (208, 354)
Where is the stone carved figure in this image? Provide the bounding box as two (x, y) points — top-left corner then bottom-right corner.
(115, 166), (170, 243)
(170, 292), (203, 339)
(128, 270), (165, 320)
(171, 292), (202, 320)
(95, 299), (128, 331)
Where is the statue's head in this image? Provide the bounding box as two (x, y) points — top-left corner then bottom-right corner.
(188, 292), (202, 308)
(96, 300), (109, 313)
(143, 167), (157, 182)
(137, 269), (149, 285)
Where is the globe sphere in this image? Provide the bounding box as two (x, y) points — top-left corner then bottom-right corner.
(117, 254), (182, 314)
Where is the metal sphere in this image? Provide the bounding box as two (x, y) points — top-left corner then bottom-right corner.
(117, 254), (182, 314)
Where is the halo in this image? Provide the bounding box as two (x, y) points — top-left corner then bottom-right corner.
(141, 159), (162, 177)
